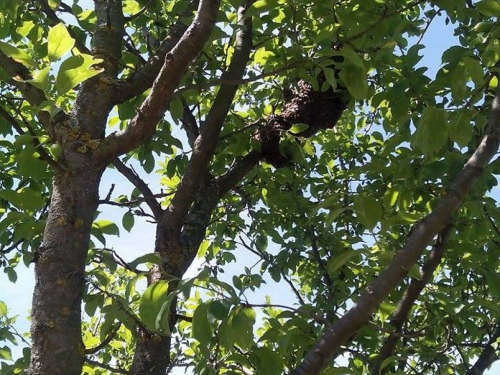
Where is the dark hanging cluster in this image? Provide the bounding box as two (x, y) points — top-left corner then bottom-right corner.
(256, 77), (350, 167)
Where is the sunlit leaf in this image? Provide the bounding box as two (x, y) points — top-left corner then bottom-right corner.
(48, 23), (75, 62)
(55, 55), (103, 95)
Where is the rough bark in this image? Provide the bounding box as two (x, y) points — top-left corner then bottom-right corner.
(28, 2), (125, 373)
(96, 0), (221, 161)
(127, 2), (251, 373)
(291, 83), (500, 375)
(29, 166), (104, 375)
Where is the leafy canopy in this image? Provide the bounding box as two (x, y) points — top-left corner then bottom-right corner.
(1, 0), (500, 375)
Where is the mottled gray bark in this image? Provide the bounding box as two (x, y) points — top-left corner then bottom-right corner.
(29, 166), (104, 375)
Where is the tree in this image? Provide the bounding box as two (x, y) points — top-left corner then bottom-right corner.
(0, 0), (499, 374)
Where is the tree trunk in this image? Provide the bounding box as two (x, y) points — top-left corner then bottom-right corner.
(29, 167), (103, 375)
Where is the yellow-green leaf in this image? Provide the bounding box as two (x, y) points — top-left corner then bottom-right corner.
(55, 55), (103, 95)
(139, 280), (170, 331)
(48, 23), (75, 62)
(0, 41), (35, 68)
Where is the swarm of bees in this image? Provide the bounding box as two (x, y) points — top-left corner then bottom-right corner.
(257, 75), (350, 167)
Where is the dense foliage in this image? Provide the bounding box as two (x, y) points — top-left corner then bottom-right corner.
(0, 0), (500, 375)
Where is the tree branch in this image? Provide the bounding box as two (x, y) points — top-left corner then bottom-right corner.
(112, 1), (199, 105)
(112, 159), (163, 219)
(85, 358), (127, 374)
(291, 74), (500, 375)
(92, 0), (125, 77)
(371, 225), (452, 375)
(84, 324), (120, 355)
(162, 0), (253, 235)
(466, 326), (500, 375)
(217, 151), (261, 197)
(96, 0), (219, 162)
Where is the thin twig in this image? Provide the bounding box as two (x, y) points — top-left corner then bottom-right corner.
(113, 159), (164, 219)
(84, 324), (121, 354)
(85, 358), (127, 374)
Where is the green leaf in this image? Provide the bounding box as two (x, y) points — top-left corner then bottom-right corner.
(0, 301), (7, 315)
(339, 64), (367, 99)
(128, 253), (162, 269)
(48, 23), (75, 62)
(48, 0), (60, 9)
(0, 346), (12, 360)
(289, 123), (309, 134)
(14, 133), (33, 146)
(245, 0), (281, 18)
(327, 250), (357, 274)
(208, 300), (230, 320)
(476, 0), (500, 16)
(379, 355), (403, 371)
(55, 55), (103, 95)
(192, 302), (213, 346)
(17, 147), (48, 179)
(463, 57), (484, 86)
(139, 280), (170, 332)
(232, 307), (255, 350)
(353, 195), (382, 230)
(197, 239), (210, 258)
(449, 110), (472, 147)
(125, 273), (146, 302)
(322, 67), (337, 90)
(122, 211), (134, 232)
(408, 264), (422, 280)
(0, 189), (44, 211)
(0, 41), (35, 68)
(413, 107), (448, 157)
(28, 66), (51, 91)
(255, 234), (268, 251)
(341, 45), (365, 69)
(93, 220), (119, 235)
(169, 97), (184, 121)
(451, 63), (467, 102)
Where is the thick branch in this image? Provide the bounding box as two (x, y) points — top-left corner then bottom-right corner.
(92, 0), (125, 77)
(291, 81), (500, 375)
(161, 0), (253, 235)
(371, 225), (452, 375)
(96, 0), (219, 161)
(70, 0), (125, 138)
